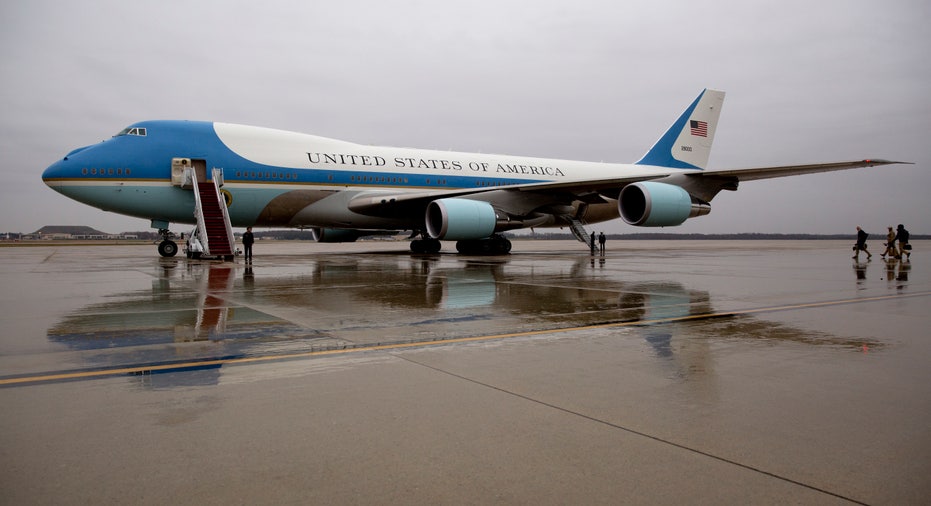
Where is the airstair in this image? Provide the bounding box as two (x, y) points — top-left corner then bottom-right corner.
(559, 200), (598, 249)
(169, 159), (236, 260)
(563, 212), (594, 249)
(189, 167), (235, 260)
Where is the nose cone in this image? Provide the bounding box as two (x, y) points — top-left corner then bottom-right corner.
(43, 144), (92, 192)
(42, 159), (66, 191)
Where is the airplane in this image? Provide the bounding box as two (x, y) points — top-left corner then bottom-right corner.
(42, 89), (908, 257)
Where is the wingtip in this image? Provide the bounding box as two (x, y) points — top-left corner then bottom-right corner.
(864, 159), (914, 166)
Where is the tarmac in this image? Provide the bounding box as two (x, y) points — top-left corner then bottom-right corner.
(0, 239), (928, 505)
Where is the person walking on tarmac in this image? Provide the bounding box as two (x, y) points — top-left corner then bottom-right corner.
(598, 232), (606, 255)
(242, 227), (255, 262)
(896, 224), (911, 260)
(881, 226), (897, 259)
(853, 226), (872, 260)
(590, 231), (596, 256)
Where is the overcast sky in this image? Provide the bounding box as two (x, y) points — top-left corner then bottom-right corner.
(2, 0), (928, 235)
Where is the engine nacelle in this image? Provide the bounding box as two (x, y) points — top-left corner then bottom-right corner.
(619, 182), (710, 227)
(310, 227), (362, 243)
(425, 198), (497, 240)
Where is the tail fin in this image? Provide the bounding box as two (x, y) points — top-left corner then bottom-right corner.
(635, 89), (725, 170)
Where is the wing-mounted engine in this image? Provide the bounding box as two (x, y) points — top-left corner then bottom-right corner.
(425, 198), (498, 240)
(424, 198), (541, 241)
(619, 182), (710, 227)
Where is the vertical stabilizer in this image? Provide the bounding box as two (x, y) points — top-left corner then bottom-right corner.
(635, 89), (725, 170)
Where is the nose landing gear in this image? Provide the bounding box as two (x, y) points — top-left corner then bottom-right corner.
(156, 228), (178, 257)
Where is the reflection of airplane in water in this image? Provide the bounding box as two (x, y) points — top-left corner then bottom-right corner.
(47, 257), (882, 387)
(46, 261), (320, 349)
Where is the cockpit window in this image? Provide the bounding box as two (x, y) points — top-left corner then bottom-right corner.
(114, 127), (147, 137)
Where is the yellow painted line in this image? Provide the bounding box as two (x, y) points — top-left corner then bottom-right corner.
(3, 290), (929, 387)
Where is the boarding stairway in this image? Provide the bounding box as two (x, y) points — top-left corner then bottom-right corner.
(191, 168), (235, 260)
(559, 201), (593, 249)
(566, 217), (591, 246)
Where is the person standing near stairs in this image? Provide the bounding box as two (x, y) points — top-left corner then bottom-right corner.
(242, 227), (254, 262)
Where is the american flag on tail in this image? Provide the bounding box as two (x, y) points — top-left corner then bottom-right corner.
(690, 120), (708, 137)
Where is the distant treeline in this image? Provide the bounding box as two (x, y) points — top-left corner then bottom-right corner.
(8, 230), (925, 241)
(514, 232), (930, 241)
(219, 231), (925, 241)
(193, 231), (923, 241)
(237, 231), (931, 241)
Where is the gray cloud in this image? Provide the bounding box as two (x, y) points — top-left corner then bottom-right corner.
(2, 0), (928, 235)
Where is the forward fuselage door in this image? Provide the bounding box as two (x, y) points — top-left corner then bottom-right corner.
(171, 158), (208, 189)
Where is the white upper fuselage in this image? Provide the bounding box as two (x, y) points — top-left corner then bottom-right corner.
(41, 119), (689, 231)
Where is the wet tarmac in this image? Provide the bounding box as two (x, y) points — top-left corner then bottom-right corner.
(1, 240), (929, 504)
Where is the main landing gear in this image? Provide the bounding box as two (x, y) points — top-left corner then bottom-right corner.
(157, 229), (178, 257)
(410, 234), (512, 255)
(410, 237), (442, 254)
(456, 235), (512, 255)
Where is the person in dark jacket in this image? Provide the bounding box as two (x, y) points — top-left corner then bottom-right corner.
(896, 224), (910, 260)
(242, 227), (255, 262)
(853, 226), (871, 260)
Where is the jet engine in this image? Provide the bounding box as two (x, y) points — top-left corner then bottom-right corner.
(425, 198), (497, 240)
(310, 227), (363, 243)
(619, 181), (710, 227)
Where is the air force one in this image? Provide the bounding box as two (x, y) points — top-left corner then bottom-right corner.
(42, 89), (907, 257)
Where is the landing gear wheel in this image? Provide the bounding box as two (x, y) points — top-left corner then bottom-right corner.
(158, 240), (178, 257)
(456, 235), (511, 255)
(496, 236), (512, 254)
(410, 238), (442, 254)
(424, 239), (441, 254)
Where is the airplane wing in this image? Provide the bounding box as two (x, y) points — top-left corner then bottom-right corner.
(346, 173), (659, 214)
(699, 158), (911, 181)
(348, 159), (910, 217)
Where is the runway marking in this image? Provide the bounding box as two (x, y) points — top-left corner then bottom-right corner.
(395, 352), (873, 505)
(3, 289), (929, 387)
